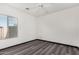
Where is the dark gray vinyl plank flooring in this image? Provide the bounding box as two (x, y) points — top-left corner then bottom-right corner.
(0, 39), (79, 55)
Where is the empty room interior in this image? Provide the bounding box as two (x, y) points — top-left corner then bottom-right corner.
(0, 3), (79, 55)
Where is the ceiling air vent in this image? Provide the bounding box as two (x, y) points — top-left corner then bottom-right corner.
(26, 8), (30, 10)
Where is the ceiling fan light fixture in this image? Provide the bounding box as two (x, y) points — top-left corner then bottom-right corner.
(38, 4), (44, 8)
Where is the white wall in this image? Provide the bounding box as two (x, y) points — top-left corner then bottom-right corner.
(0, 3), (79, 49)
(37, 6), (79, 47)
(0, 4), (36, 49)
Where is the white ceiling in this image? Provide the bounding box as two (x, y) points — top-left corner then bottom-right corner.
(8, 3), (79, 17)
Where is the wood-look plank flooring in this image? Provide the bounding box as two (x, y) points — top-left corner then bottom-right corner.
(0, 39), (79, 55)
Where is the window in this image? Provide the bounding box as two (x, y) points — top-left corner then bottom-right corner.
(0, 15), (17, 39)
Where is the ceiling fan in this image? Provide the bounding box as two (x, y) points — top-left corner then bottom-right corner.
(25, 4), (44, 10)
